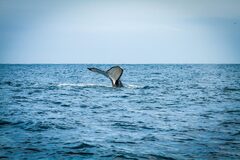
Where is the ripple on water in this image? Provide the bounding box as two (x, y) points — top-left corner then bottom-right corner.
(1, 64), (240, 159)
(11, 89), (22, 93)
(142, 85), (159, 89)
(25, 148), (41, 152)
(28, 89), (42, 95)
(112, 121), (138, 130)
(62, 142), (97, 157)
(57, 83), (111, 89)
(61, 104), (70, 107)
(144, 154), (176, 160)
(0, 156), (8, 159)
(113, 154), (139, 160)
(1, 81), (23, 88)
(2, 81), (13, 86)
(0, 120), (12, 126)
(223, 87), (240, 92)
(66, 143), (95, 149)
(141, 135), (158, 141)
(11, 96), (28, 100)
(78, 104), (88, 108)
(107, 136), (137, 144)
(65, 151), (94, 156)
(51, 101), (62, 105)
(23, 121), (75, 131)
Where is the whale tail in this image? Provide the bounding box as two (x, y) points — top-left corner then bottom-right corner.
(88, 66), (123, 87)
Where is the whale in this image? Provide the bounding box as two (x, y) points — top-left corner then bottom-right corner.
(88, 66), (124, 87)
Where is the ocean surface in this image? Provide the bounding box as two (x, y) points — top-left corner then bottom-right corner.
(0, 64), (240, 159)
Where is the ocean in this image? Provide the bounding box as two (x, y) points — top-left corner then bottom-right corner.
(0, 64), (240, 159)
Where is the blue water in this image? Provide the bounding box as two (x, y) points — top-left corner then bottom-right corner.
(0, 64), (240, 159)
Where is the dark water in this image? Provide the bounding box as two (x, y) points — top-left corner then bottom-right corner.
(0, 64), (240, 159)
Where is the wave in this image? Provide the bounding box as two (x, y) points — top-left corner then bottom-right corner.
(0, 119), (12, 126)
(57, 83), (144, 89)
(57, 83), (111, 88)
(223, 87), (240, 92)
(126, 85), (159, 89)
(125, 84), (143, 89)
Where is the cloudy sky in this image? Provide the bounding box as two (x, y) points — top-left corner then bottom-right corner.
(0, 0), (240, 64)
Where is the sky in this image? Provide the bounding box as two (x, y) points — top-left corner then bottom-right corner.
(0, 0), (240, 64)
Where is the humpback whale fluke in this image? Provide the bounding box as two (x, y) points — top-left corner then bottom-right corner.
(88, 66), (124, 87)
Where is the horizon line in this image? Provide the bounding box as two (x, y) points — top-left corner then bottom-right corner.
(0, 63), (239, 65)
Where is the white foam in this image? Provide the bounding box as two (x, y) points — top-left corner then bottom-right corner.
(57, 83), (142, 89)
(57, 83), (111, 88)
(125, 84), (142, 89)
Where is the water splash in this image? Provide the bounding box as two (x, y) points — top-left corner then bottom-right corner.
(57, 83), (111, 88)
